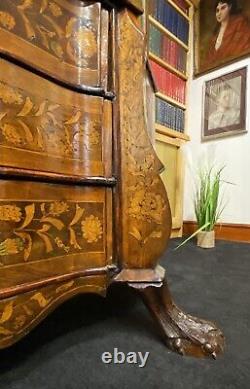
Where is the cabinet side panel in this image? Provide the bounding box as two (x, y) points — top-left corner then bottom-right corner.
(116, 10), (172, 269)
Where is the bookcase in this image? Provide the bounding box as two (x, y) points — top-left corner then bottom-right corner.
(147, 0), (193, 237)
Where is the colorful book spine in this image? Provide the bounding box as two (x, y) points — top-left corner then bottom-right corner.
(149, 60), (186, 105)
(149, 24), (187, 74)
(174, 0), (189, 15)
(150, 0), (189, 45)
(155, 96), (185, 133)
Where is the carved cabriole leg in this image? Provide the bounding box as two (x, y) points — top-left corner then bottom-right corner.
(116, 11), (224, 358)
(129, 277), (225, 359)
(115, 9), (225, 358)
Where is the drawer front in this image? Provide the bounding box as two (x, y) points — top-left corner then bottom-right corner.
(0, 1), (109, 89)
(0, 59), (112, 178)
(0, 180), (112, 289)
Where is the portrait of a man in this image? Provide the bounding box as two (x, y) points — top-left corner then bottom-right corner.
(196, 0), (250, 74)
(202, 68), (246, 140)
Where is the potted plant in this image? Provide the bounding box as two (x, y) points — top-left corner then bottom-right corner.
(176, 166), (228, 250)
(194, 166), (225, 248)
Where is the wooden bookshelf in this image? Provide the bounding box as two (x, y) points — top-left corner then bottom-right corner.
(156, 91), (186, 110)
(155, 122), (190, 141)
(149, 52), (188, 80)
(149, 16), (189, 51)
(147, 0), (192, 237)
(167, 0), (190, 20)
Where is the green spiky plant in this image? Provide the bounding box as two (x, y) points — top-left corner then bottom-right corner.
(176, 166), (227, 250)
(194, 166), (225, 232)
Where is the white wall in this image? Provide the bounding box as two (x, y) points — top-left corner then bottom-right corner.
(183, 57), (250, 224)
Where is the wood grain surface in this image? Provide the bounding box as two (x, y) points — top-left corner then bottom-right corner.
(0, 0), (109, 89)
(0, 59), (112, 178)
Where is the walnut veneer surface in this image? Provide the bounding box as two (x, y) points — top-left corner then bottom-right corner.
(0, 0), (224, 358)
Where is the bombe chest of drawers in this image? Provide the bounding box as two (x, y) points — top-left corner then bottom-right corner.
(0, 0), (224, 358)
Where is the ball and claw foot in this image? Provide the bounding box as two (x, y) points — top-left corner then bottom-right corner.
(132, 279), (225, 359)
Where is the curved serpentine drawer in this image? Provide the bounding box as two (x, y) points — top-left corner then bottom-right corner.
(0, 58), (112, 178)
(0, 180), (112, 289)
(0, 0), (109, 89)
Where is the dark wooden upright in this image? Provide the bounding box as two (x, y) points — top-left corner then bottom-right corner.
(0, 0), (224, 358)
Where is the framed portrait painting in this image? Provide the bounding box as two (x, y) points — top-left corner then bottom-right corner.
(195, 0), (250, 75)
(202, 67), (247, 140)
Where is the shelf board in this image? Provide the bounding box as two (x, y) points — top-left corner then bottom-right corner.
(156, 91), (186, 110)
(149, 52), (188, 81)
(167, 0), (190, 21)
(149, 16), (189, 51)
(155, 122), (190, 141)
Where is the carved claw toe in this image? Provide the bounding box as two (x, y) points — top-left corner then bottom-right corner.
(171, 338), (184, 355)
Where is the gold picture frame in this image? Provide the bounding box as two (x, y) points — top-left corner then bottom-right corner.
(202, 67), (247, 140)
(194, 0), (250, 76)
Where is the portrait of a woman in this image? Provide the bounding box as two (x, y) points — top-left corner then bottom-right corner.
(199, 0), (250, 73)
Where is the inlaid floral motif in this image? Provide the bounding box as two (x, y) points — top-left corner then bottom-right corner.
(48, 2), (62, 17)
(0, 80), (102, 162)
(0, 278), (105, 348)
(0, 201), (104, 265)
(0, 82), (23, 105)
(117, 12), (171, 267)
(0, 205), (22, 222)
(0, 1), (99, 69)
(0, 238), (24, 256)
(81, 215), (103, 243)
(18, 0), (33, 10)
(1, 124), (23, 145)
(0, 11), (15, 30)
(49, 202), (69, 216)
(67, 25), (97, 67)
(128, 187), (166, 225)
(13, 315), (26, 330)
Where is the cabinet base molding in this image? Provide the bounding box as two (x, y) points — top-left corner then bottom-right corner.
(113, 265), (165, 283)
(183, 221), (250, 243)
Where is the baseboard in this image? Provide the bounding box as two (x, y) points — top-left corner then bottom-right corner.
(183, 221), (250, 243)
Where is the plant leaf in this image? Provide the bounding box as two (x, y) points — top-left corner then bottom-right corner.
(15, 231), (32, 261)
(0, 302), (14, 324)
(38, 224), (51, 233)
(37, 232), (53, 253)
(174, 222), (211, 250)
(69, 227), (82, 249)
(65, 111), (81, 125)
(56, 281), (74, 294)
(35, 101), (47, 116)
(0, 112), (7, 121)
(17, 97), (33, 117)
(31, 292), (51, 308)
(70, 205), (84, 226)
(18, 204), (35, 229)
(129, 227), (142, 241)
(18, 119), (34, 143)
(41, 217), (64, 230)
(0, 326), (12, 335)
(65, 17), (77, 38)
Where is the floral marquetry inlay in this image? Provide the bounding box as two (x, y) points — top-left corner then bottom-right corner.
(0, 276), (106, 348)
(0, 0), (99, 70)
(0, 200), (104, 266)
(118, 11), (172, 268)
(0, 80), (102, 162)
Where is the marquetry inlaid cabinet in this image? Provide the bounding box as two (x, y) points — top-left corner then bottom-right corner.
(0, 0), (224, 358)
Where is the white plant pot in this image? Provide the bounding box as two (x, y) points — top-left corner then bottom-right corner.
(197, 230), (215, 249)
